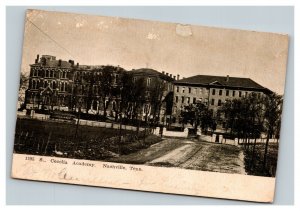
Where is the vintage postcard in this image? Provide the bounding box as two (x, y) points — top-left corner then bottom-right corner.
(12, 9), (289, 202)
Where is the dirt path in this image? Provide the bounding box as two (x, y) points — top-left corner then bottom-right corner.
(109, 138), (246, 175)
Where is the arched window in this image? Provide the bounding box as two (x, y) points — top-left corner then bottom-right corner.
(32, 80), (36, 89)
(92, 100), (98, 110)
(61, 82), (65, 91)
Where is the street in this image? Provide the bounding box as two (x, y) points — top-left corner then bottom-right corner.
(109, 138), (246, 175)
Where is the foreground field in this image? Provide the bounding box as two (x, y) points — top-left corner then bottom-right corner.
(14, 118), (161, 160)
(243, 143), (278, 177)
(110, 138), (246, 175)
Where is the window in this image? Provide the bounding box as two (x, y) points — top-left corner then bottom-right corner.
(218, 99), (222, 106)
(245, 92), (248, 96)
(232, 90), (235, 97)
(226, 90), (229, 96)
(212, 89), (216, 95)
(93, 101), (98, 110)
(193, 97), (196, 104)
(219, 90), (222, 96)
(194, 88), (197, 94)
(176, 86), (179, 92)
(211, 99), (215, 105)
(189, 88), (191, 93)
(187, 97), (190, 104)
(32, 80), (36, 89)
(181, 96), (184, 103)
(175, 96), (178, 103)
(182, 87), (185, 93)
(239, 91), (242, 97)
(147, 78), (151, 86)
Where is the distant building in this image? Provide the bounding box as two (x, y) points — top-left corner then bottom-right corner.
(172, 75), (272, 126)
(130, 68), (175, 123)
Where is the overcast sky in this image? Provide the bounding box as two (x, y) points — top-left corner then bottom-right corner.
(21, 9), (289, 94)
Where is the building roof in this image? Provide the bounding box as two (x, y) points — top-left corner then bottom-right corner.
(174, 75), (270, 92)
(130, 68), (175, 82)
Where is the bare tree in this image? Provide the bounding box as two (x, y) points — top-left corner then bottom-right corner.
(262, 93), (283, 170)
(98, 66), (114, 118)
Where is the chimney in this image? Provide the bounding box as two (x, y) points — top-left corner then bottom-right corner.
(35, 54), (39, 64)
(177, 74), (180, 80)
(58, 59), (62, 66)
(76, 62), (79, 67)
(162, 71), (165, 75)
(166, 73), (169, 76)
(69, 60), (74, 67)
(173, 76), (176, 80)
(170, 74), (172, 78)
(226, 75), (229, 82)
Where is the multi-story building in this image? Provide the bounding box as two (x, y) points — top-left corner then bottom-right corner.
(172, 75), (272, 126)
(26, 55), (125, 114)
(24, 55), (174, 124)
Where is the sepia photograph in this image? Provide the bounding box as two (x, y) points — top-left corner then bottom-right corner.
(11, 9), (289, 202)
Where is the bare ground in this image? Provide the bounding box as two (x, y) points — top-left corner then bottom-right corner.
(109, 138), (246, 175)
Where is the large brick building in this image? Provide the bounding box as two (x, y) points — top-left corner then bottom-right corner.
(172, 75), (272, 125)
(26, 55), (124, 114)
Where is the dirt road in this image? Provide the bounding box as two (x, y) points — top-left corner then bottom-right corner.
(109, 138), (246, 175)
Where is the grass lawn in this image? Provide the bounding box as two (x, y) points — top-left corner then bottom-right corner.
(243, 143), (278, 177)
(14, 118), (162, 160)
